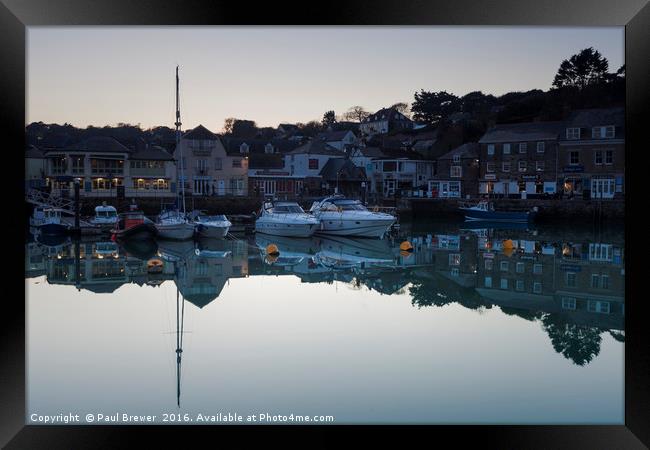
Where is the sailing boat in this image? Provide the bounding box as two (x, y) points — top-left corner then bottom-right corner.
(155, 66), (195, 241)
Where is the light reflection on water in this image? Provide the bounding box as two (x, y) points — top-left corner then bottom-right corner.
(25, 220), (624, 424)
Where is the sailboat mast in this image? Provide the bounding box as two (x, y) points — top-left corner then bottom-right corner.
(175, 66), (186, 215)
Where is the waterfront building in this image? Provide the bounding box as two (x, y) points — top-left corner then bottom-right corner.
(478, 121), (563, 197)
(42, 136), (177, 198)
(25, 145), (46, 190)
(557, 108), (624, 199)
(429, 142), (480, 199)
(370, 154), (434, 197)
(174, 125), (248, 197)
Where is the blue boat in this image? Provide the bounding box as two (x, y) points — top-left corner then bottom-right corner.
(29, 207), (71, 235)
(459, 201), (537, 223)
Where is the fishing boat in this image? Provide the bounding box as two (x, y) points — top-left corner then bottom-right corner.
(155, 209), (195, 241)
(88, 203), (119, 229)
(111, 209), (158, 240)
(29, 207), (71, 235)
(459, 200), (537, 223)
(189, 210), (231, 238)
(255, 200), (320, 237)
(309, 195), (396, 238)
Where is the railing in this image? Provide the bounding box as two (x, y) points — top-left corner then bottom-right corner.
(25, 189), (76, 213)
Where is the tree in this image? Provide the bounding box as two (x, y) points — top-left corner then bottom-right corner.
(297, 120), (323, 137)
(322, 110), (336, 128)
(223, 117), (236, 134)
(552, 47), (609, 90)
(458, 91), (496, 116)
(390, 102), (411, 118)
(231, 119), (258, 138)
(411, 90), (459, 125)
(343, 106), (370, 123)
(541, 314), (603, 366)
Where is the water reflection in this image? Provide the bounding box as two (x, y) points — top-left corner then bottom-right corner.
(26, 222), (624, 371)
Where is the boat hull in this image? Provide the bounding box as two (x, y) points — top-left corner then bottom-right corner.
(35, 223), (70, 235)
(255, 221), (319, 238)
(195, 223), (230, 239)
(156, 222), (195, 240)
(316, 217), (395, 238)
(461, 208), (534, 223)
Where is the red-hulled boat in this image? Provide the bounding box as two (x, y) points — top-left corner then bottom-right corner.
(111, 209), (158, 241)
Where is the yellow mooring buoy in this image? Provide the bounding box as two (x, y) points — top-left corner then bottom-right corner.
(399, 241), (414, 252)
(502, 239), (514, 249)
(266, 244), (280, 256)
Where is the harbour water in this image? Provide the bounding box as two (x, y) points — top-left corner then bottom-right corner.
(25, 219), (624, 424)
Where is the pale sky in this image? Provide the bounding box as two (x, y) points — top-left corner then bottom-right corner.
(27, 26), (624, 131)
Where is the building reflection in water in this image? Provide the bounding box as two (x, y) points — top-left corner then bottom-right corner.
(26, 222), (624, 367)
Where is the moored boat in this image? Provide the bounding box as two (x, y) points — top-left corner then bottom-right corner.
(111, 210), (158, 240)
(155, 210), (195, 240)
(459, 200), (537, 223)
(88, 204), (119, 230)
(189, 210), (231, 238)
(309, 195), (396, 238)
(255, 201), (320, 237)
(30, 207), (71, 235)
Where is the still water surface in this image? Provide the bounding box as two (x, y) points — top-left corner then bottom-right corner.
(26, 220), (624, 424)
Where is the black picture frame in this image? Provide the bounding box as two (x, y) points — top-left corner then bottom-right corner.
(2, 0), (648, 447)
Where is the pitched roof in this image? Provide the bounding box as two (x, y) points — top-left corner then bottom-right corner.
(357, 146), (385, 158)
(58, 136), (132, 153)
(316, 130), (355, 141)
(25, 145), (45, 158)
(376, 148), (428, 160)
(182, 124), (218, 140)
(319, 158), (367, 181)
(221, 137), (302, 155)
(288, 139), (345, 156)
(560, 108), (625, 139)
(438, 142), (479, 160)
(479, 121), (564, 143)
(130, 145), (174, 161)
(365, 107), (413, 123)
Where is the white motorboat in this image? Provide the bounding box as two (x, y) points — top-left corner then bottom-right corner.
(255, 201), (320, 238)
(189, 210), (232, 238)
(155, 210), (195, 241)
(314, 235), (395, 270)
(89, 204), (118, 228)
(309, 195), (396, 238)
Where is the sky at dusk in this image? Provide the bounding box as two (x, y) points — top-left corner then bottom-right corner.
(27, 26), (624, 131)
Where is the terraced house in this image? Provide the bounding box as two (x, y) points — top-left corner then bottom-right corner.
(42, 136), (177, 198)
(558, 108), (624, 199)
(174, 124), (248, 196)
(478, 121), (563, 198)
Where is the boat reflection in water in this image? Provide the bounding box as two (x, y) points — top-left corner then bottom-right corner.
(27, 222), (624, 371)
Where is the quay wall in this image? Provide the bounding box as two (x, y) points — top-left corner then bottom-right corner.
(400, 198), (625, 223)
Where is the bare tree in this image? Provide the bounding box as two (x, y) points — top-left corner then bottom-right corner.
(223, 117), (235, 134)
(391, 102), (411, 118)
(343, 106), (370, 123)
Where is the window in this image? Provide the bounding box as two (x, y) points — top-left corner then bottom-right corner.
(500, 278), (508, 289)
(214, 158), (222, 170)
(500, 261), (509, 271)
(90, 158), (124, 175)
(516, 262), (525, 273)
(592, 126), (615, 139)
(569, 151), (580, 165)
(562, 297), (576, 310)
(503, 143), (511, 154)
(519, 143), (527, 153)
(589, 244), (613, 261)
(451, 268), (460, 277)
(487, 162), (496, 172)
(196, 159), (208, 171)
(502, 162), (511, 172)
(232, 159), (242, 168)
(450, 166), (462, 178)
(601, 275), (610, 289)
(591, 274), (600, 288)
(453, 154), (461, 163)
(71, 156), (84, 174)
(487, 144), (495, 156)
(484, 277), (492, 288)
(566, 272), (577, 287)
(588, 300), (610, 314)
(516, 280), (524, 291)
(518, 161), (527, 172)
(591, 177), (615, 199)
(536, 142), (545, 153)
(605, 150), (613, 164)
(484, 259), (493, 270)
(533, 264), (542, 274)
(566, 128), (581, 140)
(449, 254), (461, 266)
(594, 150), (603, 165)
(536, 161), (545, 172)
(309, 158), (319, 170)
(533, 282), (542, 294)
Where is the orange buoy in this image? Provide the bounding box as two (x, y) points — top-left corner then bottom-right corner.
(266, 244), (280, 256)
(399, 241), (414, 252)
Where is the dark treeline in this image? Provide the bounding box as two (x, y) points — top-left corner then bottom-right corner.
(26, 48), (624, 150)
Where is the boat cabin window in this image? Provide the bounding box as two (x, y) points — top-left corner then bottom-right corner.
(333, 201), (366, 211)
(272, 204), (304, 214)
(97, 210), (117, 218)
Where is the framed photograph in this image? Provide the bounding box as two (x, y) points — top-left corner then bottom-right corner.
(3, 0), (649, 447)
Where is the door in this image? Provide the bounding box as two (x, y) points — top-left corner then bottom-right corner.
(217, 180), (225, 196)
